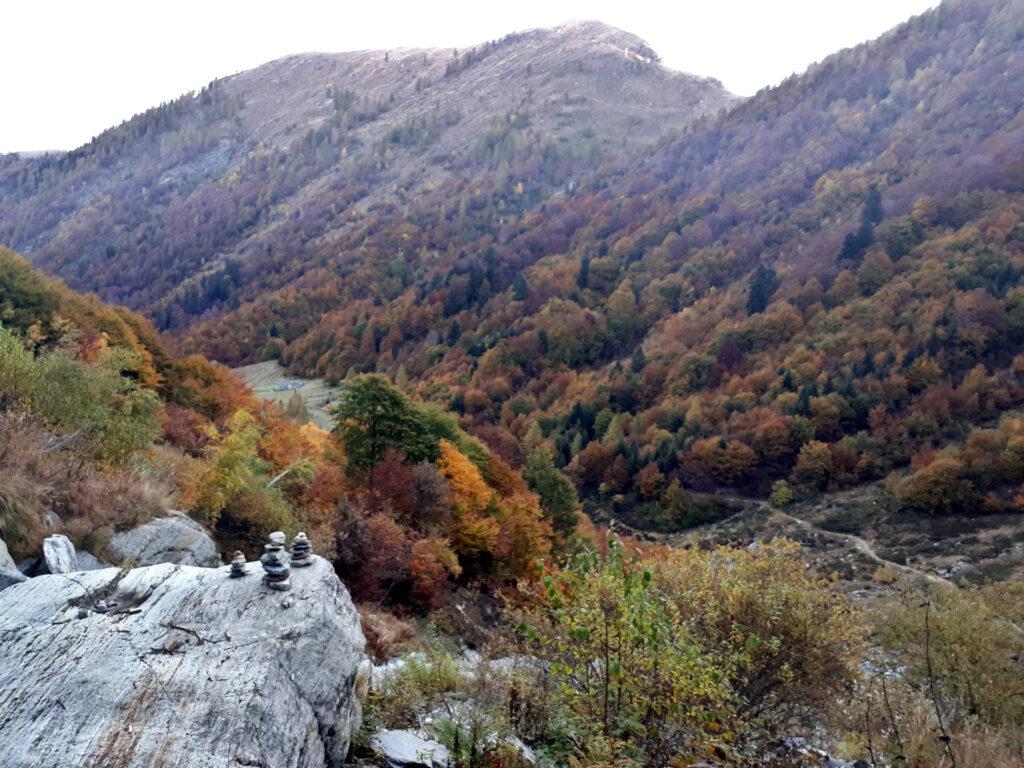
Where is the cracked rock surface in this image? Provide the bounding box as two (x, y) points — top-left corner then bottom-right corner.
(0, 556), (366, 768)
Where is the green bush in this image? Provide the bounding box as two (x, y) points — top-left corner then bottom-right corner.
(514, 541), (735, 767)
(0, 327), (161, 461)
(769, 479), (794, 508)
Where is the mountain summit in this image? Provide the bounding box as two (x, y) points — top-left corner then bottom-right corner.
(0, 23), (734, 317)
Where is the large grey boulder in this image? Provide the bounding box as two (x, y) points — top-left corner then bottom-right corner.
(0, 536), (26, 591)
(108, 511), (221, 567)
(0, 555), (367, 768)
(42, 533), (77, 574)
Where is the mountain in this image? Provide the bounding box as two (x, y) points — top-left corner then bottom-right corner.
(4, 7), (1024, 764)
(0, 21), (734, 320)
(3, 0), (1024, 527)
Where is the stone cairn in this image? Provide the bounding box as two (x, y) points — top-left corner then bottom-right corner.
(290, 532), (314, 567)
(260, 531), (291, 591)
(229, 551), (249, 578)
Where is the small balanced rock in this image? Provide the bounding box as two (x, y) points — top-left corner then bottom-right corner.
(290, 532), (313, 567)
(229, 551), (249, 578)
(260, 531), (291, 591)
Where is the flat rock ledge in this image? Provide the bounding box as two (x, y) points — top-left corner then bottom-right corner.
(0, 556), (366, 768)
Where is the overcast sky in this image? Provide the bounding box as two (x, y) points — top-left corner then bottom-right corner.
(2, 0), (939, 153)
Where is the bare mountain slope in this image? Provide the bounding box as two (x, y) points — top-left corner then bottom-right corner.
(0, 22), (735, 319)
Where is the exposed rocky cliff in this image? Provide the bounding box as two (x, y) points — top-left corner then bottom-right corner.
(0, 556), (367, 768)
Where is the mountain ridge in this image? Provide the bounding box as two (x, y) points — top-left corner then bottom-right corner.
(0, 21), (735, 318)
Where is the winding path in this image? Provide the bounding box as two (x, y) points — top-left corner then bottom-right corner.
(769, 508), (947, 585)
(665, 491), (950, 586)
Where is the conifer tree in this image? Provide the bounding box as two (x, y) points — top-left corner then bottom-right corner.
(746, 263), (779, 315)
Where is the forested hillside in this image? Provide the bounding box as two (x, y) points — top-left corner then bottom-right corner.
(0, 21), (732, 321)
(3, 0), (1024, 524)
(0, 249), (559, 610)
(199, 0), (1024, 519)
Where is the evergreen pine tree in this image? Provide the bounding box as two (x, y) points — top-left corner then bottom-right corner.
(864, 184), (884, 225)
(746, 263), (779, 315)
(513, 273), (529, 301)
(577, 254), (590, 289)
(631, 344), (647, 372)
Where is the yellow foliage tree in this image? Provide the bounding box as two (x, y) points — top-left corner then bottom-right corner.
(494, 493), (551, 579)
(438, 439), (491, 513)
(438, 439), (499, 558)
(181, 410), (276, 527)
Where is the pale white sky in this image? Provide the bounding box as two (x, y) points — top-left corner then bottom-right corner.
(2, 0), (939, 153)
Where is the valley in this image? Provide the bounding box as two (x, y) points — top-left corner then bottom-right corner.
(236, 359), (343, 429)
(1, 2), (1024, 767)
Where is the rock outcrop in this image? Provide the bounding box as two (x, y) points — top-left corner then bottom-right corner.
(0, 536), (26, 591)
(107, 511), (221, 567)
(0, 555), (366, 768)
(372, 729), (451, 768)
(42, 533), (77, 574)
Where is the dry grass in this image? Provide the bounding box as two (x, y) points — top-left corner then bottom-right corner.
(836, 674), (1024, 768)
(0, 412), (170, 560)
(358, 603), (417, 662)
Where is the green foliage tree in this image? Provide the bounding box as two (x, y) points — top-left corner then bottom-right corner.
(880, 215), (924, 260)
(577, 254), (590, 289)
(839, 218), (875, 264)
(512, 273), (530, 301)
(630, 344), (647, 372)
(332, 375), (460, 476)
(333, 375), (418, 474)
(522, 448), (579, 541)
(0, 250), (59, 333)
(864, 184), (884, 225)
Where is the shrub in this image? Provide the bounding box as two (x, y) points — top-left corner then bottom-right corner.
(0, 327), (162, 462)
(0, 412), (168, 559)
(647, 540), (864, 731)
(367, 646), (463, 730)
(769, 479), (794, 508)
(877, 583), (1024, 728)
(513, 540), (735, 767)
(358, 604), (416, 663)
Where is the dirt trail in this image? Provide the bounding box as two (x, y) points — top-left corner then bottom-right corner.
(770, 509), (947, 585)
(678, 492), (948, 586)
